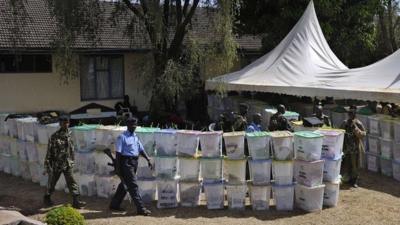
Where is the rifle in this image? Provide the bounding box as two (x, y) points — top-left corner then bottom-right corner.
(103, 148), (131, 202)
(103, 148), (118, 175)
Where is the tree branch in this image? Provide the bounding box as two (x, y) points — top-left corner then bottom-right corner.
(183, 0), (189, 17)
(122, 0), (160, 52)
(388, 0), (397, 50)
(122, 0), (144, 19)
(168, 0), (200, 59)
(378, 5), (392, 53)
(162, 0), (171, 55)
(181, 0), (200, 29)
(164, 0), (170, 26)
(139, 0), (149, 15)
(176, 0), (183, 24)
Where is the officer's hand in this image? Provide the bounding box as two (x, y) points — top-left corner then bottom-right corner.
(147, 160), (154, 170)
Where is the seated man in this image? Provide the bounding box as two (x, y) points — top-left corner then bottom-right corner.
(115, 95), (138, 116)
(313, 104), (331, 127)
(214, 112), (234, 132)
(247, 113), (263, 132)
(233, 103), (249, 131)
(268, 104), (293, 132)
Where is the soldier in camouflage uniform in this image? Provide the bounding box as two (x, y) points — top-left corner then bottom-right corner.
(340, 105), (366, 188)
(268, 104), (294, 132)
(232, 103), (249, 131)
(43, 116), (86, 208)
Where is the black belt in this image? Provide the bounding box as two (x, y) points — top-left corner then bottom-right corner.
(120, 155), (139, 160)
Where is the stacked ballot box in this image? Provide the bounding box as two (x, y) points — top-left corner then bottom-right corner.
(364, 115), (400, 181)
(1, 114), (379, 212)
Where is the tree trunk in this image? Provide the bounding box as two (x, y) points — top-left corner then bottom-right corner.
(378, 6), (393, 54)
(388, 0), (398, 51)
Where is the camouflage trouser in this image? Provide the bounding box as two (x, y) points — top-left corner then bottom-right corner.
(342, 151), (360, 181)
(45, 167), (80, 196)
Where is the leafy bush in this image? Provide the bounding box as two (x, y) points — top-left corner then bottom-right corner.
(45, 205), (85, 225)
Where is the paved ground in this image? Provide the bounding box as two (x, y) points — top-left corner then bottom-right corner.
(0, 170), (399, 225)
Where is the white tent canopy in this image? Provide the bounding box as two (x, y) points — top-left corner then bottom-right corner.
(206, 1), (349, 97)
(324, 49), (400, 103)
(206, 1), (400, 103)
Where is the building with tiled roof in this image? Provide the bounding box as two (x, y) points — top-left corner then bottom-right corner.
(0, 0), (261, 113)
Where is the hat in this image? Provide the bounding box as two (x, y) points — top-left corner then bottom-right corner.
(347, 105), (357, 113)
(253, 113), (262, 117)
(126, 117), (138, 124)
(59, 115), (70, 122)
(239, 103), (249, 109)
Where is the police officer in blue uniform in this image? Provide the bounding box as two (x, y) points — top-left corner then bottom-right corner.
(109, 117), (152, 216)
(246, 113), (263, 132)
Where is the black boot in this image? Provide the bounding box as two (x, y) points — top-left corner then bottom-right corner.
(72, 196), (86, 209)
(350, 177), (359, 188)
(109, 204), (126, 212)
(137, 207), (151, 216)
(43, 195), (54, 206)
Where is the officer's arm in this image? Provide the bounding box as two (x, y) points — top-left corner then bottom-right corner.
(285, 118), (294, 132)
(324, 117), (331, 127)
(44, 136), (53, 172)
(138, 140), (151, 161)
(115, 136), (124, 174)
(354, 121), (367, 138)
(69, 136), (75, 161)
(340, 120), (347, 130)
(138, 139), (153, 169)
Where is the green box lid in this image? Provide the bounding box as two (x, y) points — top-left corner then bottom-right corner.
(284, 111), (299, 116)
(357, 107), (374, 115)
(72, 124), (100, 131)
(294, 131), (324, 138)
(136, 127), (161, 133)
(264, 108), (299, 117)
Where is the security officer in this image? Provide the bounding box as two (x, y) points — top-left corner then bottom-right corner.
(43, 115), (86, 209)
(233, 103), (249, 131)
(268, 104), (293, 132)
(340, 105), (366, 188)
(109, 117), (152, 216)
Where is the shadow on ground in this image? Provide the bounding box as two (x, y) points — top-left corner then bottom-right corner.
(357, 170), (400, 198)
(1, 170), (399, 222)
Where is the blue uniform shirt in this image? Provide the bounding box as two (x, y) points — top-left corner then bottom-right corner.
(246, 122), (263, 133)
(116, 130), (144, 157)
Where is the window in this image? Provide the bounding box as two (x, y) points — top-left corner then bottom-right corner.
(0, 54), (52, 73)
(80, 55), (124, 100)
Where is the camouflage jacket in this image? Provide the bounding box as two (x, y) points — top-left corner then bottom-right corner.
(268, 113), (293, 132)
(44, 129), (75, 172)
(233, 114), (247, 131)
(340, 119), (366, 154)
